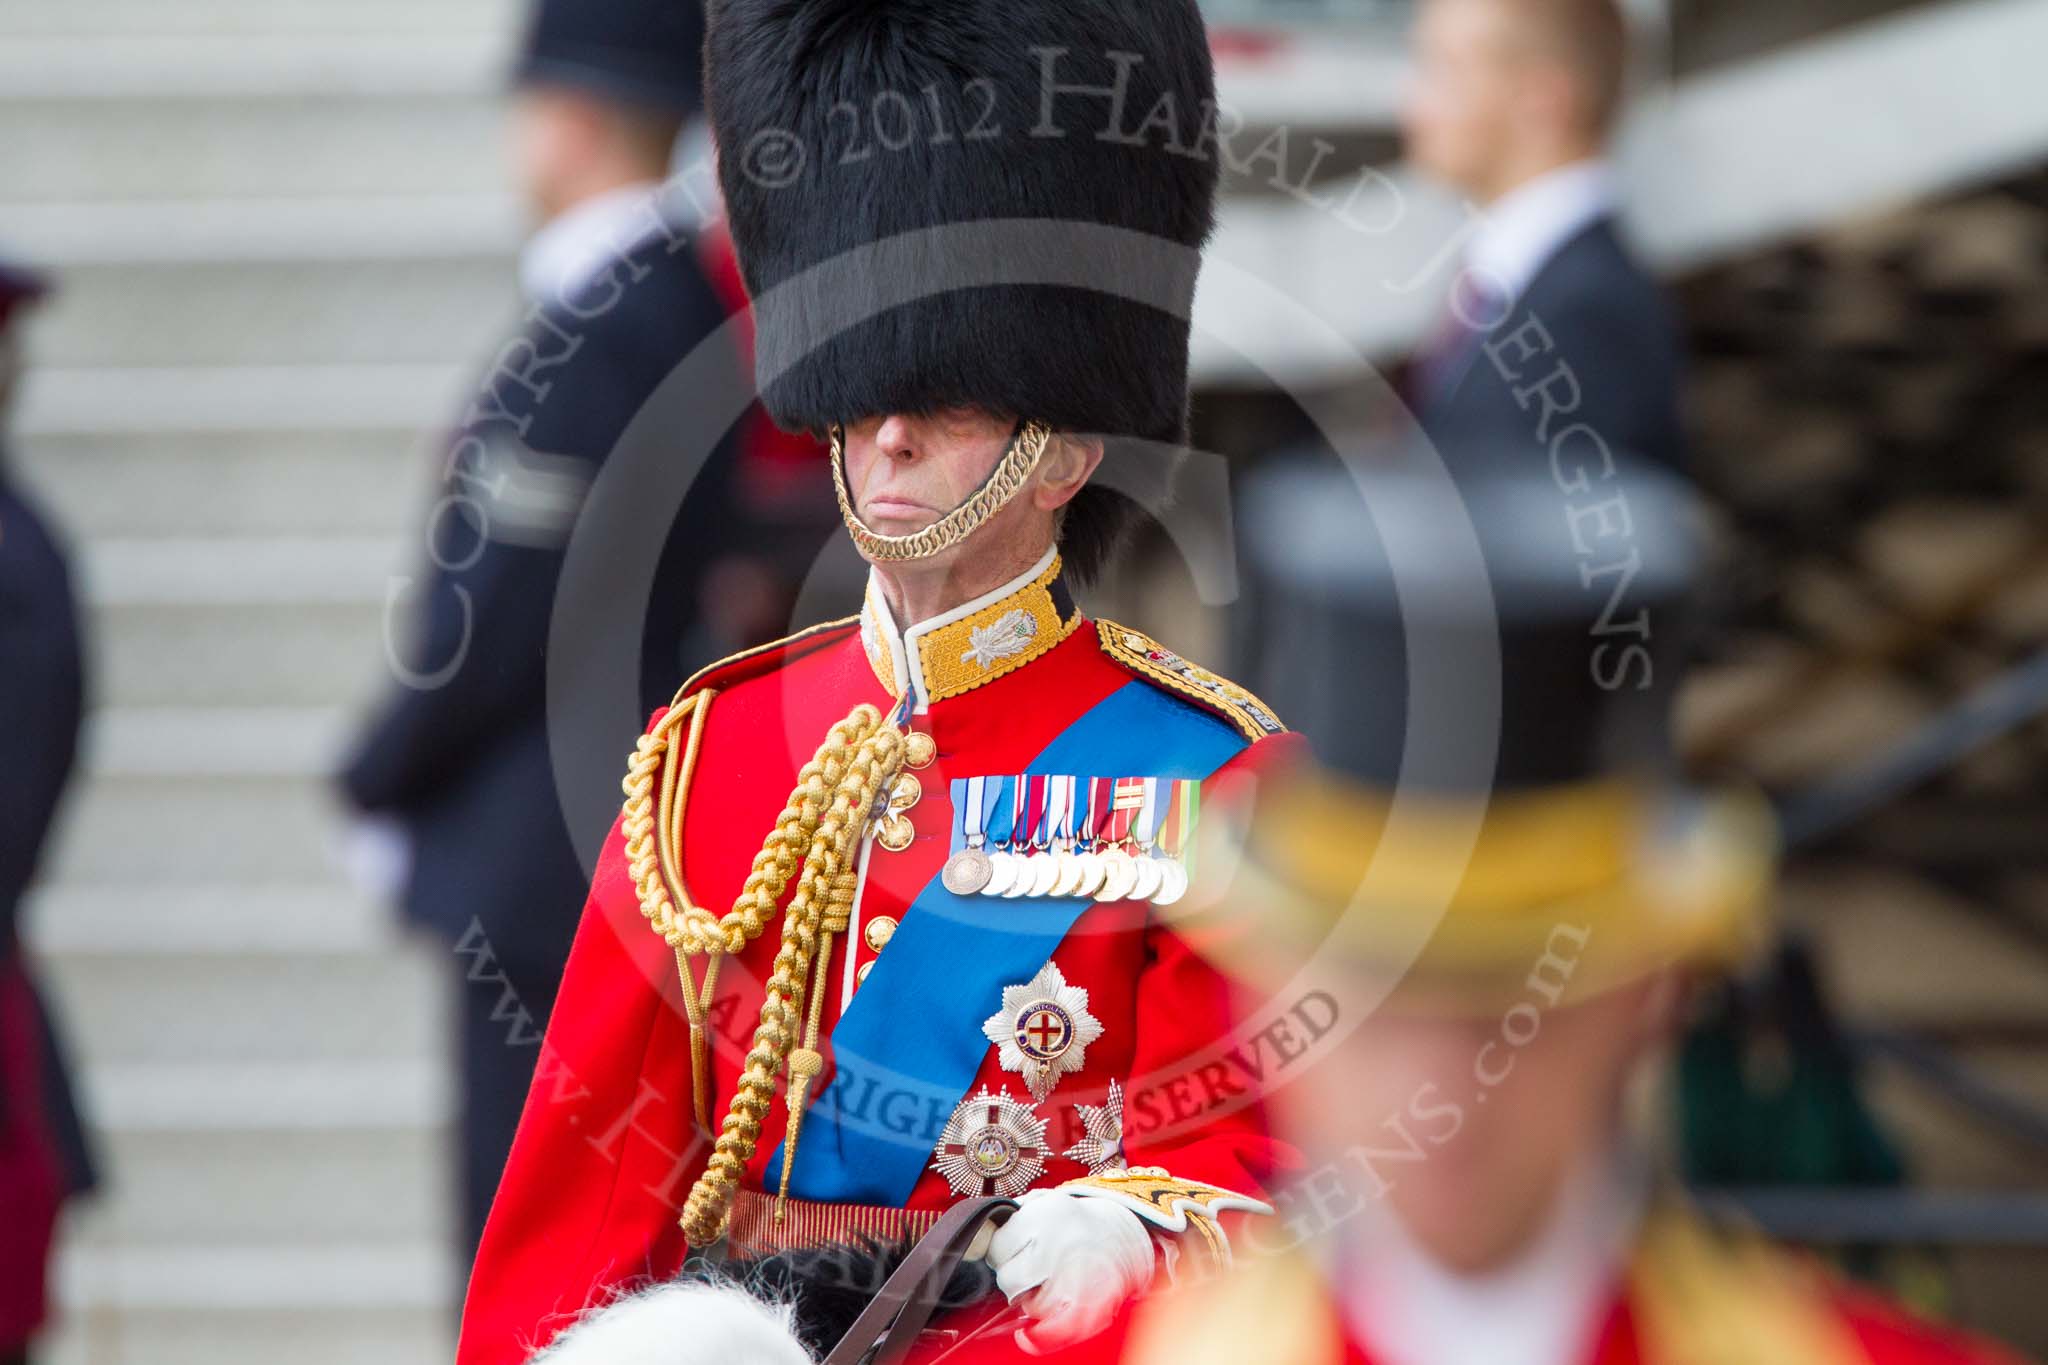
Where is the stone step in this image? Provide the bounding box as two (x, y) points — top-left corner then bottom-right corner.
(28, 885), (393, 957)
(66, 1125), (452, 1247)
(0, 195), (518, 267)
(26, 256), (514, 368)
(14, 431), (426, 539)
(48, 1244), (459, 1360)
(44, 947), (448, 1065)
(45, 772), (348, 885)
(42, 1305), (456, 1365)
(17, 364), (464, 436)
(82, 707), (357, 780)
(80, 538), (397, 607)
(88, 602), (391, 708)
(0, 0), (509, 38)
(0, 34), (504, 100)
(2, 97), (504, 203)
(80, 1059), (448, 1134)
(73, 537), (400, 708)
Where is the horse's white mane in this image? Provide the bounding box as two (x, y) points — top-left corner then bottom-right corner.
(531, 1280), (817, 1365)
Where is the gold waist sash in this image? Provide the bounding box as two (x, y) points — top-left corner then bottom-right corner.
(723, 1186), (944, 1256)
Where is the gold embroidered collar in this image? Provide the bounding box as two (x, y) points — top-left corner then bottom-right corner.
(859, 547), (1082, 708)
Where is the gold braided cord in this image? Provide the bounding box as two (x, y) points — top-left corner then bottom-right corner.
(829, 419), (1054, 562)
(623, 695), (896, 959)
(774, 868), (855, 1225)
(619, 694), (908, 1245)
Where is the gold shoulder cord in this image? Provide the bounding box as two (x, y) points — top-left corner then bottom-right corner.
(620, 691), (907, 1244)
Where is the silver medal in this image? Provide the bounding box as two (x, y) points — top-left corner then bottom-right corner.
(1072, 849), (1107, 898)
(942, 844), (993, 896)
(1000, 850), (1034, 898)
(1151, 856), (1189, 906)
(1094, 845), (1138, 902)
(1128, 852), (1164, 902)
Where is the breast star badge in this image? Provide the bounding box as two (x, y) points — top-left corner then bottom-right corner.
(982, 960), (1105, 1104)
(1063, 1078), (1129, 1175)
(931, 1086), (1050, 1198)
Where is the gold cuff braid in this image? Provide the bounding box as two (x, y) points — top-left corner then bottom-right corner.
(1059, 1167), (1275, 1270)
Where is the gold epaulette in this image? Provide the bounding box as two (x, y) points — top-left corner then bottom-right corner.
(1096, 620), (1287, 743)
(1629, 1203), (1868, 1365)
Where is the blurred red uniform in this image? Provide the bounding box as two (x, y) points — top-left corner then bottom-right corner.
(939, 1216), (2029, 1365)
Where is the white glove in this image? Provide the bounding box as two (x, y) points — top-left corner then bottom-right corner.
(985, 1188), (1156, 1353)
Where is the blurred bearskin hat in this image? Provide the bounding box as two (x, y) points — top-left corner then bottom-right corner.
(516, 0), (708, 115)
(705, 0), (1222, 580)
(1219, 451), (1776, 1006)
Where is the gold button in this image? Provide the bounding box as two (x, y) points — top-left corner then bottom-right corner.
(904, 731), (937, 769)
(865, 916), (898, 952)
(856, 960), (875, 986)
(888, 772), (922, 812)
(875, 812), (916, 852)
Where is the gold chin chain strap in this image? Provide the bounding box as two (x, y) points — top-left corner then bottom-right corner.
(829, 419), (1055, 562)
(621, 693), (908, 1245)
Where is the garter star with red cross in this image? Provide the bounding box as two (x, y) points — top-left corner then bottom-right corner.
(982, 959), (1104, 1104)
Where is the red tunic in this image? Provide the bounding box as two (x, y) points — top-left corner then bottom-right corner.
(458, 576), (1300, 1364)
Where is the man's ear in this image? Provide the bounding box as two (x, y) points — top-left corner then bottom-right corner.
(1032, 433), (1105, 513)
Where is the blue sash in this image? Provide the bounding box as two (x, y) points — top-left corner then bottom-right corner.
(770, 680), (1245, 1204)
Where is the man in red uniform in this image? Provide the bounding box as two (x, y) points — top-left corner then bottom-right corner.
(458, 0), (1298, 1359)
(1110, 458), (2026, 1365)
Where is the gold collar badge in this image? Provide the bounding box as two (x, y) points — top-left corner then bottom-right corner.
(860, 553), (1081, 706)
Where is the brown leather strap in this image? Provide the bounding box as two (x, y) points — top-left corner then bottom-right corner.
(820, 1197), (1016, 1365)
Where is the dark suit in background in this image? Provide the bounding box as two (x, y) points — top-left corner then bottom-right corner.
(1415, 214), (1688, 477)
(338, 216), (758, 1256)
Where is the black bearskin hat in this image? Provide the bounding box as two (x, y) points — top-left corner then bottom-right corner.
(705, 0), (1221, 580)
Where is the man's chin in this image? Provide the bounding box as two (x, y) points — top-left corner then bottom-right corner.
(855, 506), (942, 538)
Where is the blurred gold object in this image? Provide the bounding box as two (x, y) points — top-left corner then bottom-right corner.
(1208, 767), (1778, 1010)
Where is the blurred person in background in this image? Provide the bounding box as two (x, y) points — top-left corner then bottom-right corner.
(1110, 457), (2022, 1364)
(1401, 0), (1687, 476)
(0, 260), (100, 1365)
(337, 0), (770, 1265)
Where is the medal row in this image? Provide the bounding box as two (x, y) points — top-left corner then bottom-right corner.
(939, 774), (1197, 905)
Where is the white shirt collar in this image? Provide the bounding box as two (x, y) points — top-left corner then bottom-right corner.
(1336, 1153), (1646, 1365)
(1466, 159), (1616, 305)
(517, 181), (672, 307)
(860, 545), (1060, 713)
